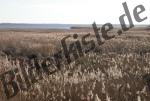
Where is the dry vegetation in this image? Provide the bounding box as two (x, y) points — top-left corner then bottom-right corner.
(0, 28), (150, 101)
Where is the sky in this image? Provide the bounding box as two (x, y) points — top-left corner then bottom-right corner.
(0, 0), (149, 24)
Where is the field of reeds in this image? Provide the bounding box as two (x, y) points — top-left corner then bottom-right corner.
(0, 28), (150, 101)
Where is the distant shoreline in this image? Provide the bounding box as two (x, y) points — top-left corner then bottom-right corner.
(0, 23), (148, 30)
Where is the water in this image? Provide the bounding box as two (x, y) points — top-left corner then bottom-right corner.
(0, 23), (147, 29)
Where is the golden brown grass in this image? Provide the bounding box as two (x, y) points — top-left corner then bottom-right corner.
(0, 28), (150, 101)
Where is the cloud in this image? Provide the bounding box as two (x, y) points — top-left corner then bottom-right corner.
(0, 0), (149, 24)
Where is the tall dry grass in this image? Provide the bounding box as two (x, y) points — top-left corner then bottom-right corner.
(0, 29), (150, 101)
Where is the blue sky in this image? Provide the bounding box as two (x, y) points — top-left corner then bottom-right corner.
(0, 0), (149, 24)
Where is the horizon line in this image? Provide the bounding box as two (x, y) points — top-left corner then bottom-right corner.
(0, 23), (149, 26)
